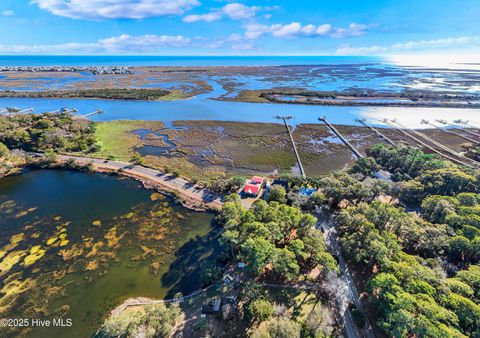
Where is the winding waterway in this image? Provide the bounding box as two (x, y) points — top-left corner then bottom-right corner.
(1, 77), (480, 128)
(0, 169), (218, 338)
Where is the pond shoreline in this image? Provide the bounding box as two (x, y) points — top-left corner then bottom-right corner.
(0, 154), (223, 212)
(56, 155), (224, 212)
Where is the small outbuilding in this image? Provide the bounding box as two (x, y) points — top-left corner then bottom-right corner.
(202, 298), (222, 315)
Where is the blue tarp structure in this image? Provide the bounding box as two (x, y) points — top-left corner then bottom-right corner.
(299, 187), (317, 197)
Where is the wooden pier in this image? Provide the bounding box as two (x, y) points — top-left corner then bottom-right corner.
(356, 119), (396, 146)
(82, 109), (103, 118)
(319, 116), (364, 159)
(384, 119), (474, 167)
(275, 115), (306, 178)
(436, 120), (480, 138)
(421, 120), (479, 144)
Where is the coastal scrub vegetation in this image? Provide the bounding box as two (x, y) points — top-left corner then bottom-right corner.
(0, 88), (170, 100)
(0, 112), (97, 153)
(96, 303), (182, 338)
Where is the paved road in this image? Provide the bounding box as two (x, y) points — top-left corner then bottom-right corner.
(57, 155), (224, 211)
(319, 215), (376, 338)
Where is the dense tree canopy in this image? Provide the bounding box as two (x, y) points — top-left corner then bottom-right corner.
(335, 144), (480, 337)
(218, 196), (337, 281)
(0, 113), (97, 153)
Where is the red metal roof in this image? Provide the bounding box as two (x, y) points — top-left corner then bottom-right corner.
(251, 176), (264, 184)
(243, 183), (260, 195)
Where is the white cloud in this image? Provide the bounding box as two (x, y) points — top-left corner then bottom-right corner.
(336, 36), (480, 55)
(31, 0), (200, 19)
(244, 22), (371, 40)
(183, 12), (222, 23)
(183, 3), (274, 23)
(0, 34), (191, 54)
(330, 23), (371, 38)
(244, 23), (271, 39)
(222, 3), (258, 20)
(2, 10), (14, 16)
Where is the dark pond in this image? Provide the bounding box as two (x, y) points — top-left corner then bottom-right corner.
(0, 169), (218, 338)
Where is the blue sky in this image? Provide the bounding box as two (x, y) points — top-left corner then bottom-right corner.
(0, 0), (479, 55)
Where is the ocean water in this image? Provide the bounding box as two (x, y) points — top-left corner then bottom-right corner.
(0, 55), (384, 67)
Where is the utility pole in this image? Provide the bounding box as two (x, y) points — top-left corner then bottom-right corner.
(274, 115), (306, 178)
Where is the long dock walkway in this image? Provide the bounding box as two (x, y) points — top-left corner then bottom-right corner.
(82, 109), (103, 118)
(383, 120), (473, 167)
(320, 117), (364, 159)
(356, 119), (396, 146)
(277, 116), (306, 178)
(421, 120), (479, 144)
(391, 120), (479, 166)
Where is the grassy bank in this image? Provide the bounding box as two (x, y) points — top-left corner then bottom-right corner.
(94, 120), (164, 160)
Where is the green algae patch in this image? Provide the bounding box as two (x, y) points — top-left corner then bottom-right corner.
(0, 250), (27, 277)
(46, 222), (70, 247)
(1, 277), (37, 297)
(0, 242), (20, 259)
(46, 235), (59, 246)
(86, 241), (105, 258)
(85, 260), (99, 271)
(15, 207), (38, 218)
(150, 192), (164, 201)
(59, 244), (84, 261)
(58, 233), (69, 247)
(105, 226), (126, 248)
(10, 233), (25, 244)
(0, 277), (37, 312)
(23, 245), (46, 268)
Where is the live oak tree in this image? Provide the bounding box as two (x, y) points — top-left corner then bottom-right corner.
(218, 198), (337, 281)
(336, 145), (480, 337)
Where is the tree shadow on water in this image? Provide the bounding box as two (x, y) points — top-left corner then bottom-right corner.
(161, 225), (223, 299)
